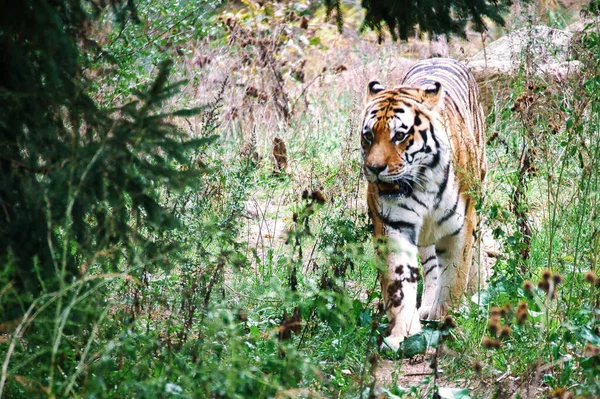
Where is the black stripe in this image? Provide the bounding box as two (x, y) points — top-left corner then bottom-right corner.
(386, 220), (417, 245)
(424, 264), (437, 277)
(419, 129), (428, 145)
(436, 193), (460, 225)
(428, 152), (440, 169)
(442, 225), (463, 239)
(430, 125), (439, 147)
(378, 211), (392, 226)
(410, 194), (427, 208)
(395, 122), (409, 130)
(399, 203), (418, 214)
(377, 210), (415, 232)
(404, 61), (470, 93)
(435, 248), (447, 256)
(422, 255), (437, 265)
(434, 163), (451, 209)
(445, 95), (467, 126)
(427, 127), (441, 168)
(404, 64), (469, 97)
(387, 220), (415, 230)
(406, 230), (417, 246)
(407, 142), (424, 158)
(419, 129), (434, 154)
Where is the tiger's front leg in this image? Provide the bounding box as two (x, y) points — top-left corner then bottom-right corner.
(418, 245), (439, 319)
(380, 230), (422, 351)
(422, 202), (476, 321)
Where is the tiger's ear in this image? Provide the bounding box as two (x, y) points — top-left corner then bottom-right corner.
(420, 82), (443, 110)
(367, 81), (385, 100)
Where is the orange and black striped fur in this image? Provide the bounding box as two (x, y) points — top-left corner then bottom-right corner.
(360, 58), (486, 350)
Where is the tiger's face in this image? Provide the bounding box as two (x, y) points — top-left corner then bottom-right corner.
(361, 81), (444, 198)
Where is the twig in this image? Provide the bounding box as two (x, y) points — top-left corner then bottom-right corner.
(0, 157), (62, 175)
(223, 283), (280, 303)
(0, 302), (37, 398)
(0, 283), (13, 300)
(290, 71), (325, 114)
(62, 307), (109, 395)
(496, 369), (510, 383)
(404, 371), (433, 377)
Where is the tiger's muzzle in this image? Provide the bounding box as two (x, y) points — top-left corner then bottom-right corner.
(375, 179), (413, 198)
(364, 163), (413, 198)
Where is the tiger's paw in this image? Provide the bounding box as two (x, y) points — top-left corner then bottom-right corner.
(381, 311), (422, 352)
(420, 299), (448, 321)
(380, 335), (405, 352)
(418, 305), (433, 320)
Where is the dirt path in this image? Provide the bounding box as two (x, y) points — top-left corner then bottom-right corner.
(374, 353), (488, 398)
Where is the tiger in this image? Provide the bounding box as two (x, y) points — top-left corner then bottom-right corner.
(360, 58), (487, 351)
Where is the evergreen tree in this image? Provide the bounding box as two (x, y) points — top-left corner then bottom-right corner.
(0, 2), (218, 395)
(0, 1), (206, 316)
(325, 0), (513, 40)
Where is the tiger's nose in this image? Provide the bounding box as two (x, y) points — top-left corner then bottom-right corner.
(366, 163), (386, 175)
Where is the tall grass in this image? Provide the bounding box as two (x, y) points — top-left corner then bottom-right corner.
(441, 15), (600, 398)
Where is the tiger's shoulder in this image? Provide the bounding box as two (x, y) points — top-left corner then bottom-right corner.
(402, 58), (486, 185)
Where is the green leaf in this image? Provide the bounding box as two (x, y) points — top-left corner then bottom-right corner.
(378, 387), (406, 398)
(396, 328), (440, 358)
(564, 323), (600, 346)
(398, 335), (427, 357)
(359, 309), (372, 327)
(438, 387), (471, 399)
(249, 326), (261, 340)
(471, 287), (494, 306)
(580, 356), (600, 371)
(542, 373), (557, 387)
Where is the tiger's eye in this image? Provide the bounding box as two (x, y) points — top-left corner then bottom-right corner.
(394, 132), (406, 142)
(364, 131), (374, 142)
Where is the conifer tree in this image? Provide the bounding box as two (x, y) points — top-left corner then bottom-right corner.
(325, 0), (513, 40)
(0, 1), (206, 318)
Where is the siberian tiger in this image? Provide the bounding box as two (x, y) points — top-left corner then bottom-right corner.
(360, 58), (486, 350)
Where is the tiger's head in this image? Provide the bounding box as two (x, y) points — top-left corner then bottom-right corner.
(360, 80), (445, 198)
